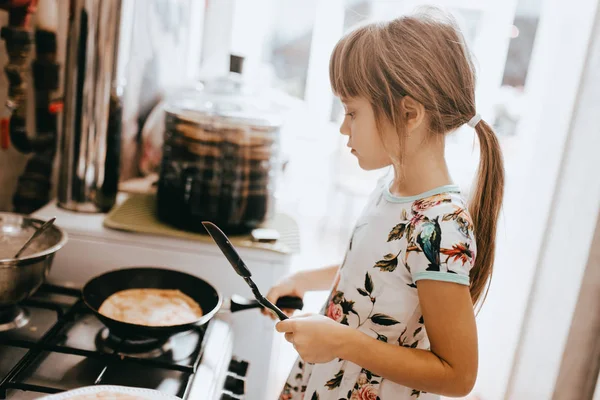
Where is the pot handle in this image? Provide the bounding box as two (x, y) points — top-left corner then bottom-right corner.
(230, 295), (304, 313)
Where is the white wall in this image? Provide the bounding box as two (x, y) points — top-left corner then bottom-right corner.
(470, 0), (600, 398)
(505, 0), (600, 397)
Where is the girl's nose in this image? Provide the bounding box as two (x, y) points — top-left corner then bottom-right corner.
(339, 118), (350, 136)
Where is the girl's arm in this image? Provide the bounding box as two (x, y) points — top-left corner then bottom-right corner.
(338, 280), (477, 396)
(277, 280), (477, 397)
(293, 264), (340, 292)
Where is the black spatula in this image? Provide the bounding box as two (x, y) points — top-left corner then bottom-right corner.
(202, 221), (303, 320)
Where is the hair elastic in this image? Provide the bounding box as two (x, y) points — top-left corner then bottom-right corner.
(467, 113), (482, 128)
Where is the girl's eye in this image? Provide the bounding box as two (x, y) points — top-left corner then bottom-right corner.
(345, 112), (355, 119)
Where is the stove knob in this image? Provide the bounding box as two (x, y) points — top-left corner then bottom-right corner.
(228, 358), (249, 377)
(224, 375), (245, 396)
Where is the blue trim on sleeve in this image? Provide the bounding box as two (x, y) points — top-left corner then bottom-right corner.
(413, 271), (470, 286)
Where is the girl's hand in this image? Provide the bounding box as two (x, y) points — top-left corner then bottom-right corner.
(262, 273), (306, 319)
(276, 314), (348, 364)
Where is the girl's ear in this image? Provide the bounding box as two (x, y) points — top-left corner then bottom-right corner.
(400, 96), (426, 133)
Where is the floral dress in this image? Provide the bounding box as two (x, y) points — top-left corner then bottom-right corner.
(279, 179), (477, 400)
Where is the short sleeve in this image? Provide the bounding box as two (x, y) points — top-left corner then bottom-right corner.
(408, 210), (476, 286)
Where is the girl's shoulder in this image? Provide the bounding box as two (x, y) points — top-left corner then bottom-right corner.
(412, 191), (470, 218)
(411, 191), (475, 238)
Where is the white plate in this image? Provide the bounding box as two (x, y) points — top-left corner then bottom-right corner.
(36, 385), (181, 400)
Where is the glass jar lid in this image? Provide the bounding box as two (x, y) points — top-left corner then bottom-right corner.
(164, 73), (283, 129)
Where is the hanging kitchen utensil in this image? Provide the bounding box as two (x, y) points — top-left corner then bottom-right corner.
(202, 221), (302, 321)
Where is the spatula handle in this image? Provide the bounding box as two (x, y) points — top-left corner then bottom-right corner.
(263, 296), (305, 321)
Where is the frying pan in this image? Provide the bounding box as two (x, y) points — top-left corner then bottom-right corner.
(82, 267), (303, 339)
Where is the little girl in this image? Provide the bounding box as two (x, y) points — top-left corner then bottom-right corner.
(265, 8), (504, 400)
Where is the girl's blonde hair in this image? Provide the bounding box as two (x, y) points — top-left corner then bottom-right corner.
(330, 9), (504, 307)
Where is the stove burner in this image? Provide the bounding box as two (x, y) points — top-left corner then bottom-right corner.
(95, 328), (199, 361)
(95, 328), (172, 359)
(0, 306), (29, 331)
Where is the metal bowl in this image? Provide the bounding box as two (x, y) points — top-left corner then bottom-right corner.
(0, 212), (68, 306)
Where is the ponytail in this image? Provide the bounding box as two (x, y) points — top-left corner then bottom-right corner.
(468, 119), (504, 308)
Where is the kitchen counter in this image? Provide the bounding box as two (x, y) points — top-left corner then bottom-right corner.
(103, 192), (300, 255)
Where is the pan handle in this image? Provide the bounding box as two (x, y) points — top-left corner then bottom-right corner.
(230, 295), (304, 313)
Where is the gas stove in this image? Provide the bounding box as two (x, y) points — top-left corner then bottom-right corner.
(0, 285), (247, 400)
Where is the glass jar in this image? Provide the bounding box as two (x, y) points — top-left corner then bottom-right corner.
(156, 74), (283, 234)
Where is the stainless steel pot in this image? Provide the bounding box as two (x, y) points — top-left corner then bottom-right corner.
(0, 213), (67, 306)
